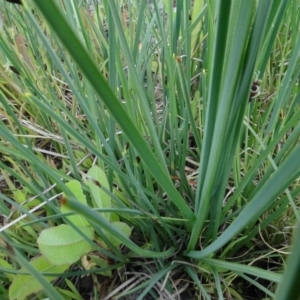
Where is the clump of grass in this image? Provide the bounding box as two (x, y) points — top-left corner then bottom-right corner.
(0, 0), (300, 299)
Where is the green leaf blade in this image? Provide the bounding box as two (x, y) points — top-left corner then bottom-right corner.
(37, 224), (94, 265)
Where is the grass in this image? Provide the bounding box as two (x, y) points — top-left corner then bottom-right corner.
(0, 0), (300, 299)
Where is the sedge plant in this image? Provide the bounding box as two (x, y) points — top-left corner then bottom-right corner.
(0, 0), (300, 299)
